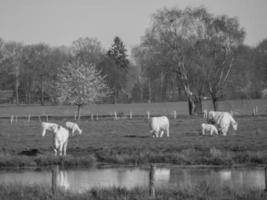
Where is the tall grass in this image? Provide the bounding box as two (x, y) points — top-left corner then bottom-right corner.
(1, 147), (267, 167)
(95, 147), (267, 166)
(0, 184), (266, 200)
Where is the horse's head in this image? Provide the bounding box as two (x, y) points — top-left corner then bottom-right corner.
(208, 111), (215, 120)
(77, 128), (82, 135)
(65, 122), (82, 136)
(232, 121), (238, 131)
(41, 122), (59, 136)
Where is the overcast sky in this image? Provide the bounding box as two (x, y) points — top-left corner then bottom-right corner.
(1, 0), (267, 51)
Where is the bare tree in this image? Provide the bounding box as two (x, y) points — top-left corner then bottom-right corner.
(139, 7), (211, 114)
(193, 15), (245, 110)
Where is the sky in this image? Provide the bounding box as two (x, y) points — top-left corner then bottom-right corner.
(1, 0), (267, 51)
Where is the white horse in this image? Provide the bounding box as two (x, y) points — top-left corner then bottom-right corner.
(149, 116), (170, 138)
(65, 121), (82, 136)
(207, 111), (238, 136)
(41, 122), (70, 156)
(201, 123), (219, 136)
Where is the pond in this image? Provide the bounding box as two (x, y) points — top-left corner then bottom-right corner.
(0, 166), (265, 193)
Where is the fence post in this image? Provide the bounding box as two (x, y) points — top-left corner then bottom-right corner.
(96, 113), (99, 121)
(147, 111), (150, 120)
(203, 109), (208, 119)
(28, 114), (31, 123)
(51, 167), (57, 198)
(173, 110), (177, 119)
(149, 164), (156, 198)
(91, 113), (94, 121)
(10, 115), (13, 124)
(129, 111), (132, 119)
(114, 112), (118, 120)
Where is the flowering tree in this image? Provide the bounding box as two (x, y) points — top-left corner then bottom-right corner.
(57, 61), (110, 119)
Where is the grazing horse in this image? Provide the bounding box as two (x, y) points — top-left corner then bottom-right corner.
(65, 121), (82, 136)
(41, 122), (70, 156)
(207, 111), (238, 136)
(149, 116), (170, 138)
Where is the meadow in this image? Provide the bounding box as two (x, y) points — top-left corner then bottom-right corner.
(0, 111), (267, 167)
(0, 99), (266, 117)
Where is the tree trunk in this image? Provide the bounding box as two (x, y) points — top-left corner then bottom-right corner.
(148, 78), (151, 103)
(188, 98), (194, 116)
(15, 77), (19, 105)
(113, 88), (118, 104)
(212, 96), (219, 111)
(77, 104), (82, 120)
(160, 72), (165, 102)
(187, 94), (202, 115)
(140, 83), (144, 102)
(27, 91), (31, 104)
(40, 76), (44, 105)
(14, 64), (20, 105)
(194, 96), (203, 114)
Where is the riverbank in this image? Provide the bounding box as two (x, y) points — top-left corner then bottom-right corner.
(1, 147), (267, 168)
(0, 184), (266, 200)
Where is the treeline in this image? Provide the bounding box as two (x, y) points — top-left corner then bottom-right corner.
(0, 36), (132, 105)
(0, 7), (267, 114)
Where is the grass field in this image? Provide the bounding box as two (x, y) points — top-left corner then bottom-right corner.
(1, 113), (267, 167)
(0, 184), (266, 200)
(0, 99), (266, 117)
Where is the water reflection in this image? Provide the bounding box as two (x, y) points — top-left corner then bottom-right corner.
(0, 166), (265, 193)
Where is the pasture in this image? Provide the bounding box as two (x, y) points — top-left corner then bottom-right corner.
(0, 99), (266, 117)
(1, 113), (267, 167)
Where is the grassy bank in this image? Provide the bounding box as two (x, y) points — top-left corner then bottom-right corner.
(0, 184), (266, 200)
(0, 154), (95, 168)
(0, 115), (267, 167)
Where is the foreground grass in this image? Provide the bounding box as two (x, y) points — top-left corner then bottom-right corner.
(0, 154), (96, 168)
(0, 184), (267, 200)
(1, 147), (267, 167)
(0, 115), (267, 167)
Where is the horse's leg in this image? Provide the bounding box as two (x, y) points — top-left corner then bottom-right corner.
(58, 143), (63, 156)
(150, 130), (155, 138)
(53, 147), (57, 156)
(159, 129), (164, 137)
(53, 144), (58, 156)
(155, 130), (159, 138)
(63, 141), (68, 156)
(221, 126), (228, 136)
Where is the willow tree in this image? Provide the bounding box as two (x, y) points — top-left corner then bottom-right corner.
(57, 61), (110, 119)
(139, 7), (244, 114)
(140, 7), (211, 115)
(193, 15), (245, 110)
